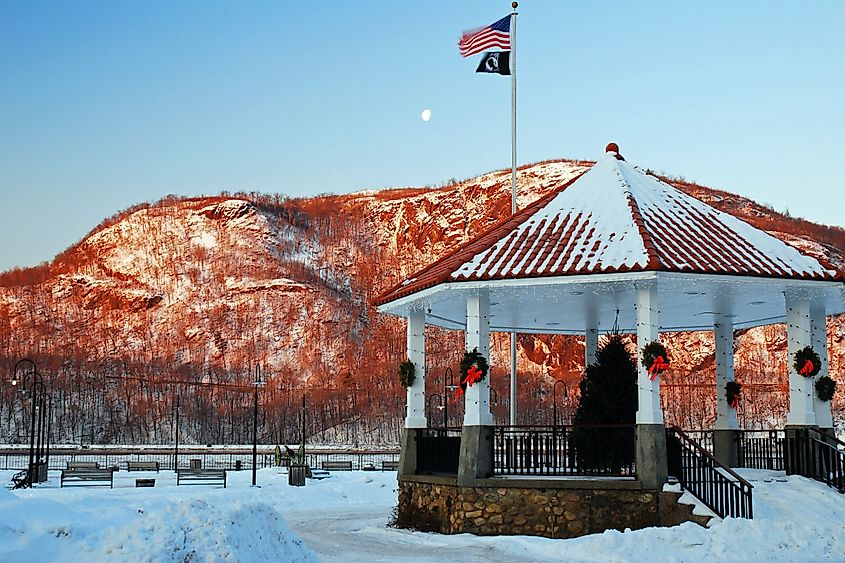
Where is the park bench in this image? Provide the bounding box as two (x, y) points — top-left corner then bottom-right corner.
(321, 460), (353, 471)
(381, 460), (400, 472)
(61, 467), (115, 488)
(177, 468), (227, 488)
(126, 461), (160, 472)
(66, 461), (99, 470)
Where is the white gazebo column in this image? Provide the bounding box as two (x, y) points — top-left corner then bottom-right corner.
(458, 290), (493, 485)
(713, 317), (738, 466)
(634, 284), (667, 489)
(785, 295), (816, 427)
(405, 308), (427, 429)
(398, 308), (426, 477)
(810, 302), (833, 432)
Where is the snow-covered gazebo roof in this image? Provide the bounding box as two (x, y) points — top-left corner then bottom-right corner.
(376, 145), (845, 333)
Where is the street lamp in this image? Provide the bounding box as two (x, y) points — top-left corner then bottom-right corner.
(11, 359), (50, 487)
(552, 379), (569, 428)
(173, 394), (181, 471)
(443, 367), (458, 429)
(252, 365), (266, 487)
(426, 393), (444, 426)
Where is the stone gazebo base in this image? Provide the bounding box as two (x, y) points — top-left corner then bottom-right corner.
(396, 475), (711, 538)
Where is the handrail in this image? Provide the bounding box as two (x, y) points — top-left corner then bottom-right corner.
(807, 427), (845, 449)
(675, 428), (753, 486)
(789, 428), (845, 494)
(668, 426), (754, 519)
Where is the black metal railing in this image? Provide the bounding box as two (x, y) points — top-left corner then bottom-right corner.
(684, 430), (714, 455)
(0, 447), (400, 472)
(667, 427), (753, 519)
(493, 425), (636, 477)
(736, 430), (785, 470)
(785, 428), (845, 494)
(416, 428), (461, 475)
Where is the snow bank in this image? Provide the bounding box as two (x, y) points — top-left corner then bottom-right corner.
(2, 468), (844, 562)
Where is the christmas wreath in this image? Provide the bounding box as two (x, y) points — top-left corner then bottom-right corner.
(815, 376), (836, 402)
(725, 381), (742, 409)
(793, 346), (821, 378)
(398, 359), (416, 388)
(641, 341), (670, 380)
(457, 348), (489, 397)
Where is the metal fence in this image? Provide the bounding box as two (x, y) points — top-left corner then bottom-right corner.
(0, 447), (400, 472)
(493, 425), (637, 477)
(736, 430), (785, 470)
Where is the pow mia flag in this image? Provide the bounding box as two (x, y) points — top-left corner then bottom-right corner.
(475, 51), (510, 75)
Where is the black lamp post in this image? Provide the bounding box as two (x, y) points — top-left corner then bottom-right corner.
(426, 393), (444, 426)
(443, 367), (458, 428)
(552, 379), (569, 428)
(251, 365), (265, 487)
(12, 359), (50, 487)
(173, 394), (181, 471)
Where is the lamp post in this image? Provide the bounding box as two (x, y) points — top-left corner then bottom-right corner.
(12, 359), (50, 487)
(252, 365), (266, 487)
(552, 379), (569, 428)
(426, 393), (444, 426)
(174, 394), (181, 471)
(443, 367), (458, 428)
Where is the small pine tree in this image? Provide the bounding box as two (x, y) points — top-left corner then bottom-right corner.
(573, 334), (638, 473)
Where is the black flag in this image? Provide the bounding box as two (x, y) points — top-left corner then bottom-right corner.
(475, 51), (510, 75)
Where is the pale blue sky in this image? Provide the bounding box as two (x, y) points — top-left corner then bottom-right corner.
(1, 1), (843, 271)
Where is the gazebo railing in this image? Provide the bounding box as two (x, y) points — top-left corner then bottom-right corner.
(416, 428), (461, 475)
(736, 430), (785, 470)
(493, 425), (636, 477)
(785, 428), (845, 494)
(667, 427), (753, 519)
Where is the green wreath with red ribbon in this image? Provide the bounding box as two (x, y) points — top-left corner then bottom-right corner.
(726, 381), (742, 409)
(398, 359), (416, 388)
(793, 346), (821, 378)
(456, 348), (489, 398)
(815, 376), (836, 402)
(641, 341), (670, 380)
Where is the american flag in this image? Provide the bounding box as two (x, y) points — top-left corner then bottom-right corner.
(458, 15), (511, 58)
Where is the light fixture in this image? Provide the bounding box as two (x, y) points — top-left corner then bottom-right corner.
(749, 301), (766, 305)
(547, 322), (560, 326)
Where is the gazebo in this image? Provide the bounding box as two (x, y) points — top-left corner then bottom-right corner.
(375, 144), (845, 537)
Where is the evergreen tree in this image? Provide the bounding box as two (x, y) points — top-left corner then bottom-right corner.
(572, 334), (638, 473)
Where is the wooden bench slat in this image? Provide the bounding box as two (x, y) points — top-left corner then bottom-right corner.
(321, 461), (353, 471)
(61, 468), (114, 488)
(177, 469), (227, 488)
(127, 461), (160, 472)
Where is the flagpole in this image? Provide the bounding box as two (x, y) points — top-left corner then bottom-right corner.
(509, 2), (518, 427)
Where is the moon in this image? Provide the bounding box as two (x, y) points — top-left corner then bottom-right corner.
(421, 109), (431, 122)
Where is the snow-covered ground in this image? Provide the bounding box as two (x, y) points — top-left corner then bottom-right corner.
(1, 468), (844, 562)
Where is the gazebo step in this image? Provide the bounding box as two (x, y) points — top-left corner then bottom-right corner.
(659, 490), (714, 528)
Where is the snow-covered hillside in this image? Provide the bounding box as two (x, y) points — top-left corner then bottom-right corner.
(0, 158), (843, 443)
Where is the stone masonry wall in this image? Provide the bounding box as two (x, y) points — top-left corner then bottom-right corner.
(396, 480), (698, 539)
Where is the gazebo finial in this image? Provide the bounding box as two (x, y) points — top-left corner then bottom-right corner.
(605, 142), (624, 160)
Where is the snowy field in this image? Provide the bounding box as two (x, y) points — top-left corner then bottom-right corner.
(1, 468), (844, 562)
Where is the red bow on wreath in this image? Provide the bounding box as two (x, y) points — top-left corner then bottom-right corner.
(454, 385), (464, 399)
(648, 355), (670, 381)
(464, 365), (483, 388)
(729, 395), (739, 409)
(799, 360), (815, 376)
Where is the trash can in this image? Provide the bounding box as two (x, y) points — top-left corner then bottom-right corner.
(289, 464), (307, 487)
(235, 460), (242, 471)
(189, 459), (202, 470)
